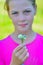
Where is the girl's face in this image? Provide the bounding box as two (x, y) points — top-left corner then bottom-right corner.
(9, 0), (36, 32)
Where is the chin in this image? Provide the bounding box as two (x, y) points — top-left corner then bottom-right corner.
(17, 27), (29, 32)
(16, 24), (31, 32)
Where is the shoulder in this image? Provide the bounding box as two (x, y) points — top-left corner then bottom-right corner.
(0, 35), (11, 52)
(34, 33), (43, 63)
(0, 35), (11, 45)
(0, 35), (10, 41)
(0, 35), (16, 53)
(0, 35), (12, 65)
(36, 33), (43, 38)
(0, 35), (12, 57)
(36, 33), (43, 42)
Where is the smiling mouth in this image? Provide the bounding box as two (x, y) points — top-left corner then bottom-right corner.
(18, 23), (28, 27)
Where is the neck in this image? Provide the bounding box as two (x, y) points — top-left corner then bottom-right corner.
(15, 27), (33, 35)
(11, 28), (36, 44)
(12, 28), (35, 40)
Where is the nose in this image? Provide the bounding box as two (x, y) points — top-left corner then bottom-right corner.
(19, 13), (26, 22)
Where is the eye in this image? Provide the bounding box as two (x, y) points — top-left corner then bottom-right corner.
(12, 11), (19, 15)
(23, 10), (31, 15)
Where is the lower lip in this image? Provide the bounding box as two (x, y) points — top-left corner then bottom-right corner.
(19, 23), (28, 27)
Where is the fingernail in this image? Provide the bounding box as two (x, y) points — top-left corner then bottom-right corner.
(26, 49), (28, 51)
(24, 46), (27, 48)
(27, 53), (29, 57)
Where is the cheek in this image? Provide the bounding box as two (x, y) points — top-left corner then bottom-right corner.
(11, 16), (18, 24)
(26, 14), (34, 22)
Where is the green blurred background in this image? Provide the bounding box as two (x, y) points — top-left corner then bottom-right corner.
(0, 0), (43, 40)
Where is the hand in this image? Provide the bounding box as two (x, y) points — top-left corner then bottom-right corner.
(10, 44), (29, 65)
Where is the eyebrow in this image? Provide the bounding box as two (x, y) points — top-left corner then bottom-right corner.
(24, 8), (32, 10)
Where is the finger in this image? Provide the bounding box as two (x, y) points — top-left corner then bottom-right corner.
(22, 53), (29, 62)
(19, 49), (28, 59)
(15, 47), (26, 56)
(14, 44), (25, 53)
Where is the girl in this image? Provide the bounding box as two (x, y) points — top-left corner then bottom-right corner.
(0, 0), (43, 65)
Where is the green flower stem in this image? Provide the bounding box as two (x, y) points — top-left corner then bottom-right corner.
(21, 38), (24, 43)
(18, 34), (26, 44)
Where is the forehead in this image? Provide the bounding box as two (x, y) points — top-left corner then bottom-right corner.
(9, 0), (33, 11)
